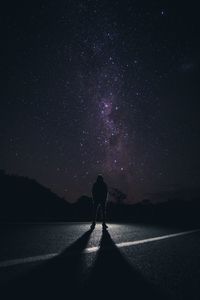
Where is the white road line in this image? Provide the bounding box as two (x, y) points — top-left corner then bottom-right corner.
(0, 253), (57, 268)
(0, 228), (199, 268)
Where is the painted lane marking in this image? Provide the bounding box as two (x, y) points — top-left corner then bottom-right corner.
(0, 253), (57, 268)
(84, 228), (200, 252)
(0, 228), (199, 268)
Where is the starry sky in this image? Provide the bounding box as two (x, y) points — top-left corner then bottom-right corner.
(1, 0), (200, 203)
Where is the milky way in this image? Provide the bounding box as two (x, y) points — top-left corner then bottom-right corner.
(90, 60), (130, 172)
(1, 1), (200, 202)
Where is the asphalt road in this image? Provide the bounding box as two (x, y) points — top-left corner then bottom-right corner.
(0, 222), (200, 300)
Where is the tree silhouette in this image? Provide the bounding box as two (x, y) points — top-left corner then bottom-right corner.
(109, 188), (127, 204)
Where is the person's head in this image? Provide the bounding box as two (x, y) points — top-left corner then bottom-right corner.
(96, 174), (104, 182)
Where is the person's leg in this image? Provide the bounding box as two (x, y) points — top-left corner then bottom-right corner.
(91, 201), (99, 229)
(101, 201), (108, 228)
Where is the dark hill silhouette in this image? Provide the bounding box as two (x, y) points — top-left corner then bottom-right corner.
(0, 169), (200, 226)
(0, 170), (70, 221)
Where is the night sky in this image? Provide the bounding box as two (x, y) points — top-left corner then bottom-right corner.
(1, 1), (200, 203)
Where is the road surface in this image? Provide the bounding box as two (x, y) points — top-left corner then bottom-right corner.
(0, 222), (200, 299)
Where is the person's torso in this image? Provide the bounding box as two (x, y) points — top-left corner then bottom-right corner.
(92, 182), (107, 201)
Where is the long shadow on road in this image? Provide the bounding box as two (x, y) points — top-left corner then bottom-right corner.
(2, 229), (93, 299)
(2, 228), (169, 300)
(85, 228), (169, 300)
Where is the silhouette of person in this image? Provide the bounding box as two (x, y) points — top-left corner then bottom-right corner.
(91, 175), (108, 230)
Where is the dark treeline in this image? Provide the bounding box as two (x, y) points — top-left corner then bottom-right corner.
(72, 196), (200, 227)
(0, 170), (200, 227)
